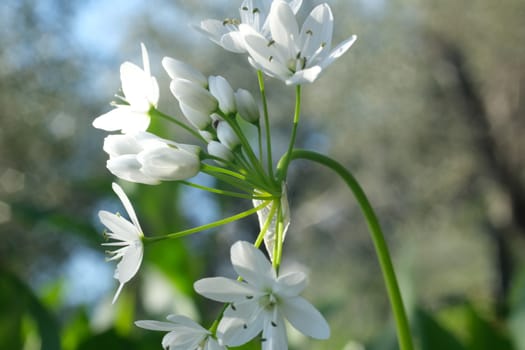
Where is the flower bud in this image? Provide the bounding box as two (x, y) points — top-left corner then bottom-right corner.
(216, 121), (240, 150)
(208, 76), (236, 115)
(138, 146), (200, 181)
(179, 102), (211, 129)
(162, 57), (207, 87)
(170, 79), (218, 115)
(235, 88), (260, 123)
(199, 130), (214, 143)
(208, 141), (233, 163)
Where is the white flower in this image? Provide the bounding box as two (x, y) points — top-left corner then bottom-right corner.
(100, 183), (144, 304)
(135, 315), (225, 350)
(104, 131), (201, 184)
(194, 241), (330, 350)
(197, 0), (303, 53)
(239, 1), (357, 85)
(93, 43), (159, 133)
(252, 184), (290, 262)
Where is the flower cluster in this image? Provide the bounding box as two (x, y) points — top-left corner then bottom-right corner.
(94, 0), (355, 349)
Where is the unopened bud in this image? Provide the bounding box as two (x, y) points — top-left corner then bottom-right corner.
(235, 89), (259, 123)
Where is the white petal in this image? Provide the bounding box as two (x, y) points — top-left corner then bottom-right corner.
(269, 0), (299, 56)
(230, 241), (276, 289)
(103, 134), (142, 157)
(111, 182), (143, 233)
(114, 239), (143, 284)
(217, 122), (240, 150)
(261, 313), (288, 350)
(107, 155), (160, 185)
(239, 25), (291, 78)
(285, 65), (323, 85)
(207, 141), (233, 163)
(170, 79), (217, 114)
(179, 102), (211, 129)
(162, 57), (207, 86)
(275, 271), (308, 296)
(288, 0), (303, 14)
(194, 277), (258, 302)
(99, 211), (140, 241)
(166, 315), (206, 330)
(138, 147), (200, 181)
(235, 88), (259, 123)
(218, 303), (264, 346)
(299, 3), (333, 59)
(135, 320), (177, 331)
(92, 107), (150, 133)
(120, 62), (153, 111)
(204, 338), (225, 350)
(318, 35), (357, 70)
(220, 31), (247, 53)
(281, 296), (330, 339)
(208, 76), (236, 115)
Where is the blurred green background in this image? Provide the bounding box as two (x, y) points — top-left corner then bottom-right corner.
(1, 0), (525, 349)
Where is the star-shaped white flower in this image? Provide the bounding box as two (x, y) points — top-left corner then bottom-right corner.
(239, 1), (357, 85)
(194, 241), (330, 350)
(100, 182), (144, 303)
(135, 315), (225, 350)
(197, 0), (303, 53)
(93, 43), (159, 133)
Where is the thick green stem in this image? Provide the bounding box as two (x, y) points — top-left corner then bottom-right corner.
(289, 149), (414, 350)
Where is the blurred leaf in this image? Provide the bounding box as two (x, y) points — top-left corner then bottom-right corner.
(415, 307), (465, 350)
(77, 328), (136, 350)
(0, 266), (61, 350)
(509, 264), (525, 349)
(62, 308), (91, 350)
(437, 302), (513, 350)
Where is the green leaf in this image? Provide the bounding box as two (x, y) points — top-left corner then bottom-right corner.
(415, 307), (465, 350)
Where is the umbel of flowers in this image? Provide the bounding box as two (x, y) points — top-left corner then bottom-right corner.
(94, 1), (414, 350)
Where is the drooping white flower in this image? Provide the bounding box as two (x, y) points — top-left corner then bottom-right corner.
(93, 43), (159, 133)
(197, 0), (303, 53)
(194, 241), (330, 350)
(135, 315), (225, 350)
(216, 121), (240, 150)
(239, 1), (357, 85)
(162, 57), (208, 87)
(252, 184), (290, 262)
(104, 131), (201, 184)
(100, 183), (144, 304)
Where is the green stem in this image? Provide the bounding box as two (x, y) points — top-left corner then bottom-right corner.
(179, 180), (270, 200)
(257, 70), (274, 180)
(277, 85), (301, 182)
(288, 149), (414, 350)
(149, 108), (205, 142)
(144, 200), (271, 243)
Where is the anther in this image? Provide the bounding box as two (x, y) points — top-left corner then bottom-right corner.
(271, 321), (277, 327)
(267, 39), (275, 47)
(253, 8), (260, 14)
(246, 295), (254, 299)
(306, 29), (313, 35)
(241, 6), (248, 11)
(231, 304), (237, 311)
(269, 56), (273, 62)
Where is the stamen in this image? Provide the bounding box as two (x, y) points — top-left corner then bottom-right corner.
(241, 6), (248, 11)
(269, 56), (273, 62)
(306, 29), (313, 36)
(271, 321), (277, 327)
(246, 295), (254, 299)
(267, 39), (275, 47)
(231, 303), (237, 311)
(253, 8), (260, 14)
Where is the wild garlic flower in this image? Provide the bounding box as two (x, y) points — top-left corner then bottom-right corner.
(103, 131), (201, 185)
(240, 1), (357, 85)
(194, 241), (330, 349)
(197, 0), (303, 53)
(100, 183), (144, 303)
(135, 315), (225, 350)
(93, 43), (159, 133)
